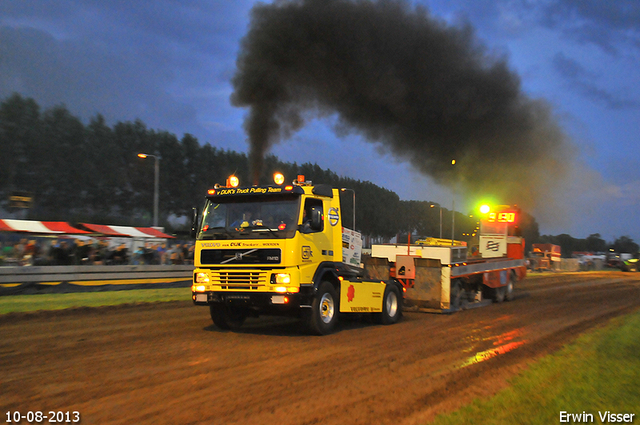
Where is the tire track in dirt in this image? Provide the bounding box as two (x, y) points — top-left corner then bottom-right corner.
(1, 273), (639, 424)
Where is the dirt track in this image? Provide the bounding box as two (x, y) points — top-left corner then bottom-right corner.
(2, 272), (640, 425)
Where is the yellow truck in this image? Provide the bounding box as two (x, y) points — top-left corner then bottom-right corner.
(191, 174), (402, 335)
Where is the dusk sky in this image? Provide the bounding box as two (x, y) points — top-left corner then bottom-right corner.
(1, 0), (638, 242)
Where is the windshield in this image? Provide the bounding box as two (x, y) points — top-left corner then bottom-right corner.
(198, 196), (300, 240)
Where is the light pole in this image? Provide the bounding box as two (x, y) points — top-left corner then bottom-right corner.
(451, 159), (456, 245)
(340, 188), (356, 230)
(138, 153), (160, 227)
(430, 203), (443, 239)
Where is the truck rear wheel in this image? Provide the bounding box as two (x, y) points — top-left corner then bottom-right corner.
(375, 283), (402, 325)
(482, 284), (506, 303)
(308, 282), (338, 335)
(210, 304), (246, 330)
(505, 275), (515, 301)
(493, 286), (506, 303)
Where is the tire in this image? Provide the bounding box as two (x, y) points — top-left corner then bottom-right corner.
(375, 283), (402, 325)
(450, 279), (463, 310)
(308, 281), (339, 335)
(493, 285), (506, 303)
(505, 274), (515, 301)
(209, 304), (246, 330)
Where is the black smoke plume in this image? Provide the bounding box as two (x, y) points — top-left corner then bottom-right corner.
(231, 0), (573, 206)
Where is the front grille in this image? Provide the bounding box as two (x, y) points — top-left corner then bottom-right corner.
(212, 270), (268, 290)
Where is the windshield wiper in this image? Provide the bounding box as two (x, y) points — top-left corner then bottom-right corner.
(230, 224), (281, 238)
(251, 226), (279, 238)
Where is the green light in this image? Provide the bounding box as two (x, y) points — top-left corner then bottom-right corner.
(479, 204), (491, 214)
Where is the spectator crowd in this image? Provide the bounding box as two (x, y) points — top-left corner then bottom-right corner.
(0, 238), (194, 267)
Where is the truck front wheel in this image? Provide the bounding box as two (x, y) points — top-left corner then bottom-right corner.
(210, 304), (246, 330)
(308, 282), (338, 335)
(375, 283), (402, 325)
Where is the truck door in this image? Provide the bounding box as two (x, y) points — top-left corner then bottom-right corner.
(299, 198), (332, 284)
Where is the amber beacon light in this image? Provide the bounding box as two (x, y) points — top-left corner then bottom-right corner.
(274, 173), (285, 185)
(226, 175), (239, 188)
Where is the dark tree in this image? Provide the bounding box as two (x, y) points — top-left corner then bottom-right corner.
(611, 236), (639, 255)
(585, 233), (607, 253)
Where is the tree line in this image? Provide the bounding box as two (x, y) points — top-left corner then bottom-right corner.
(537, 234), (638, 257)
(0, 93), (636, 254)
(0, 93), (463, 241)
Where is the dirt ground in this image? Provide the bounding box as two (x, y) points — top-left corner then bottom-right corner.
(2, 272), (640, 425)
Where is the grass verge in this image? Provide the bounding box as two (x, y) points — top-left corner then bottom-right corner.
(431, 310), (640, 424)
(0, 288), (191, 314)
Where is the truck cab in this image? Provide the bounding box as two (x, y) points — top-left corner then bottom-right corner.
(191, 175), (402, 334)
(528, 243), (561, 271)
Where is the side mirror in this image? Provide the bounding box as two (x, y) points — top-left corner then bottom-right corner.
(309, 206), (323, 232)
(190, 207), (199, 239)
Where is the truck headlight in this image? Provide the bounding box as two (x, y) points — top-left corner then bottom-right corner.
(195, 272), (210, 284)
(272, 273), (291, 284)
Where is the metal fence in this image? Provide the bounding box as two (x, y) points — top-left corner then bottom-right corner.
(0, 265), (194, 295)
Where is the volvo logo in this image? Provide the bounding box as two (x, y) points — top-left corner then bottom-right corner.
(221, 248), (258, 264)
(328, 207), (340, 226)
